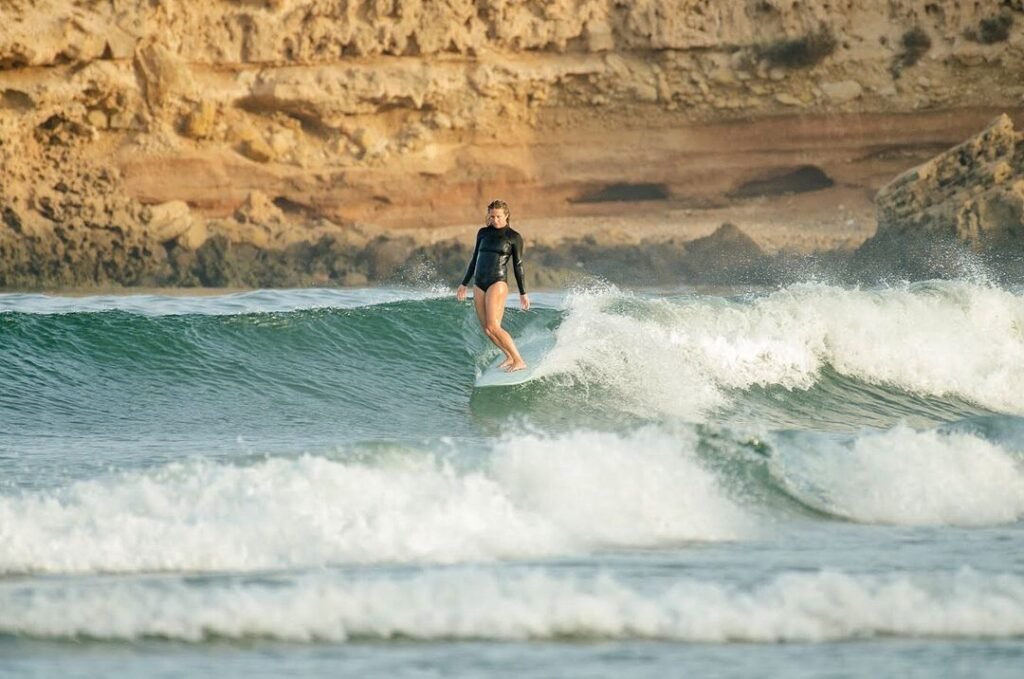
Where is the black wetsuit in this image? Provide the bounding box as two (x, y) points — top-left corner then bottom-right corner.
(461, 225), (526, 294)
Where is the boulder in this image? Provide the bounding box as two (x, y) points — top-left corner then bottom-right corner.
(820, 80), (863, 104)
(239, 137), (275, 163)
(146, 200), (194, 242)
(183, 101), (218, 139)
(133, 39), (192, 113)
(176, 218), (209, 251)
(682, 222), (764, 280)
(774, 92), (804, 107)
(234, 190), (286, 225)
(873, 114), (1023, 247)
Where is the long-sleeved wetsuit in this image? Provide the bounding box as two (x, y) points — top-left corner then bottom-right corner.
(461, 225), (526, 294)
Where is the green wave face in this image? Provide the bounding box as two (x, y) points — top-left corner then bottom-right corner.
(2, 284), (1024, 573)
(5, 281), (1024, 446)
(0, 299), (555, 463)
(4, 281), (1024, 498)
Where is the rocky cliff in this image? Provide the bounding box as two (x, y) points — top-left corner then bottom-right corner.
(1, 1), (1023, 287)
(874, 113), (1023, 245)
(852, 113), (1024, 279)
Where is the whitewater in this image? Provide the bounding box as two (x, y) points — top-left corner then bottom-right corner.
(2, 281), (1023, 678)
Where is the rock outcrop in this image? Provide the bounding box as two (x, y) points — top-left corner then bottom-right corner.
(2, 1), (1024, 287)
(874, 114), (1023, 246)
(856, 113), (1024, 278)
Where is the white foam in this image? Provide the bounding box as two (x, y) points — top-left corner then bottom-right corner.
(3, 568), (1022, 643)
(0, 429), (747, 575)
(537, 290), (731, 418)
(771, 426), (1024, 526)
(542, 282), (1024, 418)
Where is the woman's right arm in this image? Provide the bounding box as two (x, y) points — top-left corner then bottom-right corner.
(457, 229), (482, 300)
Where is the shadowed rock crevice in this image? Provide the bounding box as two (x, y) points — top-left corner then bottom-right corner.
(570, 183), (670, 203)
(965, 15), (1015, 44)
(272, 196), (319, 218)
(2, 89), (34, 111)
(728, 166), (834, 199)
(891, 27), (931, 76)
(753, 27), (837, 69)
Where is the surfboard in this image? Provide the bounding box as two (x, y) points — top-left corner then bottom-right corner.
(474, 333), (555, 388)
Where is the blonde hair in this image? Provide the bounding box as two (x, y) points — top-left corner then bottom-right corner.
(487, 199), (510, 223)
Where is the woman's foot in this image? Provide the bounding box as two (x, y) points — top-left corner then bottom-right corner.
(498, 357), (514, 370)
(505, 359), (527, 372)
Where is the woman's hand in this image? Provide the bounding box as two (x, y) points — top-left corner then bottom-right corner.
(456, 285), (467, 302)
(520, 294), (530, 311)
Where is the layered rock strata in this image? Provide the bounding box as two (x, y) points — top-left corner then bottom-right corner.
(2, 1), (1023, 287)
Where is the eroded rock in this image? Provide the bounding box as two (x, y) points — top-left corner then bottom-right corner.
(146, 200), (194, 242)
(820, 79), (863, 104)
(874, 114), (1023, 246)
(852, 113), (1024, 280)
(1, 2), (1022, 288)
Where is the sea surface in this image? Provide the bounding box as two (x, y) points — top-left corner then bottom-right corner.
(2, 281), (1023, 677)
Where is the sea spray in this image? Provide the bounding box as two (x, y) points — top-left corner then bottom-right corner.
(542, 281), (1024, 419)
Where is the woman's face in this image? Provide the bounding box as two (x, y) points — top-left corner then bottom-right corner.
(486, 208), (508, 228)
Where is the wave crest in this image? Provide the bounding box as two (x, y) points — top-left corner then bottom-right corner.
(541, 282), (1024, 420)
(3, 568), (1022, 643)
(0, 429), (747, 575)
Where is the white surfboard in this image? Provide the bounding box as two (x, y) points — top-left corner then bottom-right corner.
(474, 333), (555, 388)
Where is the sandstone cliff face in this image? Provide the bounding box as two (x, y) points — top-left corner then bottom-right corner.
(1, 1), (1023, 287)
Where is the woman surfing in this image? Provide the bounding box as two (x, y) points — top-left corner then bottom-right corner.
(455, 199), (531, 372)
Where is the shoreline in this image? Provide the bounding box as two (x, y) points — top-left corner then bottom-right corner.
(0, 185), (879, 291)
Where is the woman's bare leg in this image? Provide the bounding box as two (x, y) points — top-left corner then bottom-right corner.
(484, 282), (526, 372)
(474, 285), (512, 366)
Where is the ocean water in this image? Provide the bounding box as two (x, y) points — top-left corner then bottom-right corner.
(1, 281), (1023, 677)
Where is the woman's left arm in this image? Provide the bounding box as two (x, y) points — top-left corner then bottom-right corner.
(512, 232), (529, 310)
